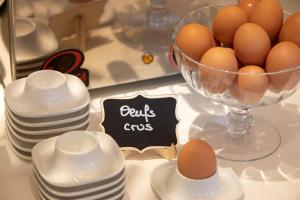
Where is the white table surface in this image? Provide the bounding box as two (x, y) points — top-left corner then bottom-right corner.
(1, 74), (300, 200)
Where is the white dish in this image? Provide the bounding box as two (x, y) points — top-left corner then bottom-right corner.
(32, 131), (125, 188)
(15, 0), (34, 18)
(6, 114), (89, 135)
(15, 18), (58, 64)
(33, 167), (125, 197)
(151, 161), (244, 200)
(5, 120), (89, 144)
(5, 71), (90, 118)
(6, 105), (90, 127)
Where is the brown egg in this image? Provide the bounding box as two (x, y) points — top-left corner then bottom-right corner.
(266, 41), (300, 91)
(238, 0), (259, 16)
(178, 140), (216, 180)
(234, 23), (271, 66)
(213, 6), (247, 45)
(230, 65), (269, 104)
(249, 0), (283, 41)
(279, 12), (300, 47)
(176, 23), (213, 63)
(199, 47), (238, 94)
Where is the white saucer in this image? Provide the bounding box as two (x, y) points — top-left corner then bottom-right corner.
(6, 133), (32, 160)
(5, 74), (90, 118)
(151, 161), (244, 200)
(33, 167), (125, 197)
(5, 120), (89, 144)
(33, 174), (125, 200)
(32, 132), (125, 188)
(15, 18), (58, 64)
(6, 105), (89, 127)
(6, 114), (89, 135)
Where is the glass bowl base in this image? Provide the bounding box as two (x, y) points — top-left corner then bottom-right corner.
(189, 117), (281, 162)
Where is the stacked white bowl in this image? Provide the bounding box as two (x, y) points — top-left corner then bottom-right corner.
(14, 17), (58, 78)
(5, 70), (90, 160)
(32, 131), (126, 200)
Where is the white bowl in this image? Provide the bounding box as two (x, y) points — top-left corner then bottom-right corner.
(32, 175), (125, 200)
(5, 71), (90, 118)
(6, 105), (90, 128)
(14, 0), (34, 18)
(33, 167), (125, 197)
(32, 131), (125, 188)
(6, 114), (89, 135)
(151, 161), (243, 200)
(15, 18), (58, 64)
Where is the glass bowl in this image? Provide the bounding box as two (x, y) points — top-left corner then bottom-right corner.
(173, 3), (300, 161)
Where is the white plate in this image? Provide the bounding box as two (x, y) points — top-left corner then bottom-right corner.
(32, 132), (125, 188)
(6, 104), (89, 124)
(6, 105), (90, 127)
(5, 74), (90, 118)
(15, 18), (58, 64)
(6, 114), (89, 135)
(5, 120), (89, 144)
(33, 167), (125, 197)
(33, 175), (125, 200)
(151, 161), (244, 200)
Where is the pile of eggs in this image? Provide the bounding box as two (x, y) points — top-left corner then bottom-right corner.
(176, 0), (300, 104)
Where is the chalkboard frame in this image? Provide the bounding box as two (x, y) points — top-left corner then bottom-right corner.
(99, 93), (180, 153)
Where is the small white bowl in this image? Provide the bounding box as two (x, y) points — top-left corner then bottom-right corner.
(32, 131), (125, 188)
(151, 161), (243, 200)
(5, 71), (90, 118)
(6, 105), (90, 128)
(15, 18), (58, 64)
(33, 167), (125, 197)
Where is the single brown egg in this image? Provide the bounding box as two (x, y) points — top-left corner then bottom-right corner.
(279, 12), (300, 47)
(199, 47), (238, 94)
(249, 0), (283, 41)
(213, 6), (247, 45)
(178, 140), (216, 180)
(176, 23), (213, 63)
(230, 65), (269, 104)
(266, 41), (300, 91)
(234, 23), (271, 66)
(238, 0), (259, 16)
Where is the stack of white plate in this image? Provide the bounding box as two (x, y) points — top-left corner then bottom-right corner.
(5, 70), (90, 160)
(32, 131), (126, 200)
(14, 17), (58, 78)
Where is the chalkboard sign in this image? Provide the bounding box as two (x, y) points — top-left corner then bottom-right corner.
(101, 95), (179, 152)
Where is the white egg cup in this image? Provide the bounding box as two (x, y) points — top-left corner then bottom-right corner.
(5, 70), (90, 118)
(151, 161), (243, 200)
(14, 18), (58, 64)
(32, 131), (125, 188)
